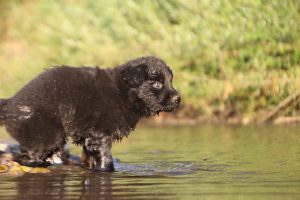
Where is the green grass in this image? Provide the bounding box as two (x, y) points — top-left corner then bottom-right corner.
(0, 0), (300, 122)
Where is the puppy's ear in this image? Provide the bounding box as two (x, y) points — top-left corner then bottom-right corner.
(122, 64), (147, 88)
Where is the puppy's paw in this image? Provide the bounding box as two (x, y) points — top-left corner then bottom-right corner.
(46, 152), (63, 165)
(19, 159), (51, 167)
(92, 162), (115, 172)
(100, 165), (115, 172)
(14, 153), (51, 167)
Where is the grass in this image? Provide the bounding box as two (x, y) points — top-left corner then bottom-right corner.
(0, 0), (300, 122)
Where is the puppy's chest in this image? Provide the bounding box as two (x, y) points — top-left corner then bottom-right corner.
(110, 125), (134, 141)
(59, 105), (138, 141)
(92, 112), (137, 141)
(69, 122), (134, 143)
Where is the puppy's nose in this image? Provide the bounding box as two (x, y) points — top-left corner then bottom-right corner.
(172, 94), (181, 104)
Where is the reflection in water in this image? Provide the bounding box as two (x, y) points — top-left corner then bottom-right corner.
(14, 172), (116, 200)
(15, 173), (67, 200)
(12, 169), (175, 200)
(0, 124), (299, 199)
(80, 174), (114, 200)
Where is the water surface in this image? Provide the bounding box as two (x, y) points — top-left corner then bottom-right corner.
(0, 125), (299, 199)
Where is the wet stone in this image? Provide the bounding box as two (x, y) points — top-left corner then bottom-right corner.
(0, 141), (79, 175)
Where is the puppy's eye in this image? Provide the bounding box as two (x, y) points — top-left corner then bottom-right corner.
(151, 70), (157, 74)
(152, 81), (163, 90)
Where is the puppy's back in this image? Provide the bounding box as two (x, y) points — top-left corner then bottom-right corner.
(12, 67), (94, 102)
(1, 67), (101, 124)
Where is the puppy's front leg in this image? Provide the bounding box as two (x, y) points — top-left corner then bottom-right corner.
(81, 146), (101, 169)
(82, 136), (114, 172)
(99, 136), (114, 172)
(81, 139), (101, 170)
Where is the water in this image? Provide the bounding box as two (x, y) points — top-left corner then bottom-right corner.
(0, 124), (300, 199)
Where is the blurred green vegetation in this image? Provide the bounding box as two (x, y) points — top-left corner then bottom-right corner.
(0, 0), (300, 122)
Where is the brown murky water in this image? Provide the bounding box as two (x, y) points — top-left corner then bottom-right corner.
(0, 124), (300, 200)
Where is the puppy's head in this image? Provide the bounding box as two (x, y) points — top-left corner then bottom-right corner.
(120, 56), (181, 116)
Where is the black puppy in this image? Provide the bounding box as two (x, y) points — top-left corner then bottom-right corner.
(0, 56), (180, 171)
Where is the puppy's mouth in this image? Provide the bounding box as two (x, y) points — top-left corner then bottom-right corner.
(160, 106), (175, 112)
(149, 102), (180, 116)
(155, 104), (179, 114)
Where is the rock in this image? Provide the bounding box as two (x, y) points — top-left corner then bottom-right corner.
(0, 141), (70, 174)
(0, 165), (8, 173)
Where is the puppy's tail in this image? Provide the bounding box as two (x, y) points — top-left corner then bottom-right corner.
(0, 99), (8, 125)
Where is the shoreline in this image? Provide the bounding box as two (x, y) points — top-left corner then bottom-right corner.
(143, 113), (300, 126)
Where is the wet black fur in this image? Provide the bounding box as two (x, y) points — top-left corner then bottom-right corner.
(0, 56), (180, 171)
